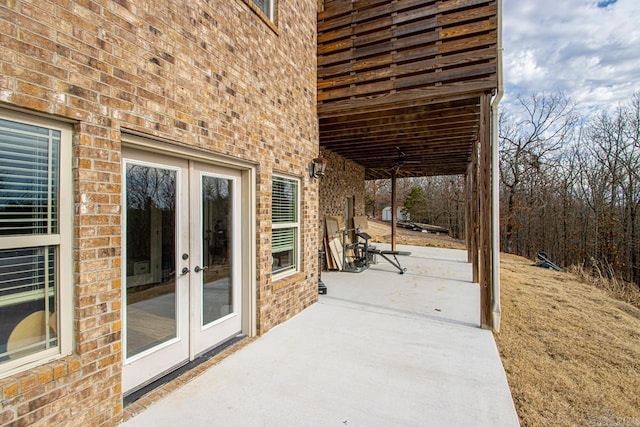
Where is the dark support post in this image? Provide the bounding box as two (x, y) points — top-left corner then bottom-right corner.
(391, 168), (397, 251)
(479, 93), (493, 330)
(465, 174), (471, 262)
(469, 139), (479, 283)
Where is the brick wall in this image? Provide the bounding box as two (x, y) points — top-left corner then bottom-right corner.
(0, 0), (318, 425)
(319, 148), (366, 220)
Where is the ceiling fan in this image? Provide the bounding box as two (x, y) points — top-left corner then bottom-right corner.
(392, 147), (421, 172)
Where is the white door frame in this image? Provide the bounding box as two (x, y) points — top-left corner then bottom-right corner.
(121, 135), (256, 394)
(121, 151), (190, 393)
(189, 164), (243, 357)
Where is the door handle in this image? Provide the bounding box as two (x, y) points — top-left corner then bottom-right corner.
(194, 265), (209, 273)
(180, 267), (189, 276)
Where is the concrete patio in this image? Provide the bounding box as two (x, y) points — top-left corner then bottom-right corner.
(121, 245), (520, 427)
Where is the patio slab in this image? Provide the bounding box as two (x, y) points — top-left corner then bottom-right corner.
(121, 245), (520, 427)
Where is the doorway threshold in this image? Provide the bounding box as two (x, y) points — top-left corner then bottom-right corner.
(123, 334), (249, 409)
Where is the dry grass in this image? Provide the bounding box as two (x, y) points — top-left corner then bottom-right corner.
(364, 220), (640, 426)
(366, 219), (465, 249)
(567, 263), (640, 310)
(496, 253), (640, 427)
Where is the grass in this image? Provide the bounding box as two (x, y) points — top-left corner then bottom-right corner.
(496, 253), (640, 427)
(366, 219), (640, 426)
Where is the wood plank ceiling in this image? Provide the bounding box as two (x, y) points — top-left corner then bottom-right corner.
(317, 0), (498, 180)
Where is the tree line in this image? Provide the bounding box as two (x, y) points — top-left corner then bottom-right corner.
(365, 175), (466, 238)
(365, 91), (640, 288)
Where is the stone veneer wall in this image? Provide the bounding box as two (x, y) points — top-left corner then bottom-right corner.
(0, 0), (318, 425)
(318, 148), (366, 227)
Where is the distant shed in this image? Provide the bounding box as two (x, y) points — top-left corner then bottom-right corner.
(382, 207), (408, 222)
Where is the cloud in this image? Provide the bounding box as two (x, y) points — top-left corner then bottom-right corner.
(502, 0), (640, 115)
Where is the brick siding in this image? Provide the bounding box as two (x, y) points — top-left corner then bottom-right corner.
(319, 148), (366, 220)
(0, 0), (318, 425)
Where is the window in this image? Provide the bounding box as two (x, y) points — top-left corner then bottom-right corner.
(0, 111), (72, 376)
(271, 175), (299, 276)
(252, 0), (273, 20)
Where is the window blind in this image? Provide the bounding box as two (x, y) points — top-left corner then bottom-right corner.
(272, 228), (295, 253)
(253, 0), (270, 17)
(0, 113), (67, 370)
(0, 247), (55, 308)
(0, 119), (59, 236)
(271, 176), (298, 274)
(272, 176), (297, 224)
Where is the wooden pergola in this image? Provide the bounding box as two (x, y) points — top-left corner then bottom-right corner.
(317, 0), (502, 330)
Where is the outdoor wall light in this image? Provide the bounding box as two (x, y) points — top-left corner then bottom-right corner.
(309, 156), (328, 179)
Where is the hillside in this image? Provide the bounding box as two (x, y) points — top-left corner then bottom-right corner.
(366, 220), (640, 426)
(366, 219), (465, 249)
(496, 253), (640, 426)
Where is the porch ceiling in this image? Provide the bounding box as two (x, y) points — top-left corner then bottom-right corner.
(319, 97), (481, 180)
(317, 0), (497, 180)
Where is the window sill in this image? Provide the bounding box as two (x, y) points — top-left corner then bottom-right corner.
(0, 354), (81, 400)
(272, 272), (306, 291)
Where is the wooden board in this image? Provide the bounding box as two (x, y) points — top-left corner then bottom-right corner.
(333, 214), (355, 265)
(325, 216), (344, 271)
(332, 215), (346, 230)
(324, 225), (336, 270)
(317, 0), (497, 114)
(317, 0), (498, 179)
(353, 216), (368, 233)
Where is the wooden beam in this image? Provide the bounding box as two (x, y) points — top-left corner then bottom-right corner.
(469, 138), (479, 283)
(391, 168), (397, 251)
(478, 93), (493, 330)
(365, 166), (469, 180)
(319, 98), (479, 127)
(317, 80), (496, 118)
(317, 1), (500, 181)
(322, 137), (476, 157)
(465, 172), (471, 262)
(318, 62), (496, 103)
(318, 47), (496, 86)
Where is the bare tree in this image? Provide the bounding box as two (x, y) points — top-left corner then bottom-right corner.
(362, 92), (640, 289)
(623, 93), (640, 284)
(499, 92), (578, 254)
(365, 179), (390, 218)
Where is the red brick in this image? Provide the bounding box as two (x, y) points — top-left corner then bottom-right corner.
(1, 378), (20, 399)
(47, 364), (66, 383)
(32, 367), (53, 386)
(0, 409), (15, 425)
(68, 358), (82, 374)
(16, 373), (37, 394)
(76, 339), (98, 354)
(76, 248), (97, 261)
(78, 237), (110, 249)
(8, 93), (52, 113)
(1, 0), (321, 425)
(15, 52), (67, 80)
(13, 402), (52, 426)
(0, 17), (17, 39)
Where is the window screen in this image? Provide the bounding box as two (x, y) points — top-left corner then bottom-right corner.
(253, 0), (272, 19)
(272, 176), (299, 275)
(0, 117), (66, 368)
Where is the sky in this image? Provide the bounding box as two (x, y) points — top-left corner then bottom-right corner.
(502, 0), (640, 115)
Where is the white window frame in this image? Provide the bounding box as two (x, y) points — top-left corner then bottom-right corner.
(0, 110), (73, 379)
(252, 0), (274, 21)
(271, 174), (300, 279)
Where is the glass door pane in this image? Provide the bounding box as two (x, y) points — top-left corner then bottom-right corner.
(125, 164), (177, 357)
(201, 176), (233, 326)
(190, 164), (241, 357)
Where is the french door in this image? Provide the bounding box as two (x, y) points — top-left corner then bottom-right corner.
(122, 148), (243, 393)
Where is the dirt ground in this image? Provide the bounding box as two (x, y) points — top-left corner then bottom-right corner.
(366, 219), (640, 427)
(366, 219), (466, 249)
